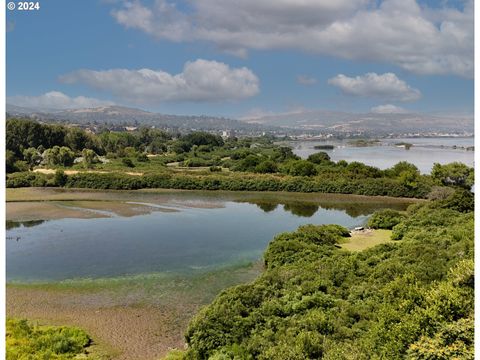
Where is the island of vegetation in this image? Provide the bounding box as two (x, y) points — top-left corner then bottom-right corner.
(347, 139), (381, 147)
(313, 145), (335, 150)
(394, 142), (413, 150)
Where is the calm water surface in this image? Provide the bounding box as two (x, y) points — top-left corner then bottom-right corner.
(6, 193), (410, 282)
(290, 137), (474, 173)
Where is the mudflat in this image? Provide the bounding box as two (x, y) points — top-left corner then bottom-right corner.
(7, 264), (263, 360)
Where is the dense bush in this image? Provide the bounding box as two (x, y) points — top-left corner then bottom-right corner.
(367, 209), (406, 230)
(6, 171), (435, 198)
(431, 162), (474, 189)
(436, 189), (474, 213)
(307, 152), (331, 165)
(255, 160), (278, 174)
(282, 160), (318, 177)
(122, 158), (135, 168)
(180, 199), (473, 359)
(6, 318), (91, 359)
(6, 172), (51, 188)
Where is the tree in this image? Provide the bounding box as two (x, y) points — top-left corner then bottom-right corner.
(44, 146), (75, 167)
(236, 155), (261, 171)
(398, 169), (420, 189)
(22, 147), (42, 169)
(54, 169), (67, 186)
(180, 132), (224, 152)
(439, 189), (474, 213)
(64, 127), (89, 153)
(307, 152), (331, 165)
(431, 162), (474, 189)
(390, 161), (419, 177)
(255, 160), (278, 174)
(82, 149), (98, 168)
(283, 160), (317, 177)
(272, 147), (299, 162)
(6, 150), (17, 173)
(346, 161), (381, 178)
(368, 209), (406, 229)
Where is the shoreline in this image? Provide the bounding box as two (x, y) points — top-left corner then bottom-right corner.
(6, 187), (420, 222)
(6, 187), (415, 359)
(7, 262), (264, 360)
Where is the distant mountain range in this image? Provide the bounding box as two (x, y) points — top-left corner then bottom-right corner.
(6, 104), (473, 137)
(242, 109), (474, 136)
(6, 104), (271, 133)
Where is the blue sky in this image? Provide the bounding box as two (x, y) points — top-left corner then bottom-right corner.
(6, 0), (473, 118)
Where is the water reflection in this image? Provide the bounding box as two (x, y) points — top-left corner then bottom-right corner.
(254, 202), (278, 213)
(6, 220), (45, 230)
(283, 203), (319, 217)
(244, 200), (408, 218)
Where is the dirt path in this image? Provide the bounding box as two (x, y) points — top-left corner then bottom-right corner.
(32, 169), (144, 176)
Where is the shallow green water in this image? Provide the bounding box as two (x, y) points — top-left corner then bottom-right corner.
(7, 192), (411, 282)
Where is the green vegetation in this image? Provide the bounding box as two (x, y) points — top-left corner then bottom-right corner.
(313, 145), (334, 150)
(171, 192), (473, 359)
(367, 209), (406, 229)
(339, 229), (393, 252)
(347, 139), (381, 147)
(6, 119), (472, 199)
(395, 142), (413, 150)
(6, 318), (91, 359)
(431, 162), (474, 189)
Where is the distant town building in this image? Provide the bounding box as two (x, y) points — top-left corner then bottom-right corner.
(221, 130), (236, 139)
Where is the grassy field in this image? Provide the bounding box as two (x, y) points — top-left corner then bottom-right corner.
(340, 229), (394, 251)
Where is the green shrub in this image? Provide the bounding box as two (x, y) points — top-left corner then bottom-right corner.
(6, 318), (91, 360)
(183, 201), (473, 359)
(307, 152), (331, 165)
(136, 153), (149, 162)
(255, 160), (278, 174)
(6, 172), (51, 188)
(122, 158), (135, 168)
(54, 170), (68, 187)
(438, 189), (474, 213)
(368, 209), (406, 229)
(282, 160), (317, 177)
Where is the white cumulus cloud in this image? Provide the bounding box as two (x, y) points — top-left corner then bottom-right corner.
(110, 0), (473, 77)
(60, 59), (260, 103)
(370, 104), (409, 114)
(328, 73), (421, 102)
(7, 91), (114, 110)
